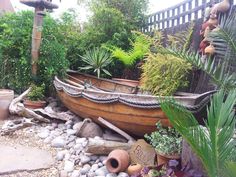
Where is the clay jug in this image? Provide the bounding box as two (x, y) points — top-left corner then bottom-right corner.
(203, 26), (210, 38)
(106, 149), (130, 173)
(199, 40), (209, 53)
(127, 164), (142, 176)
(205, 44), (215, 55)
(208, 17), (218, 27)
(0, 89), (14, 120)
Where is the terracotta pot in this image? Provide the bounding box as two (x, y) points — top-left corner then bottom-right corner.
(0, 89), (14, 120)
(106, 149), (130, 173)
(112, 78), (139, 87)
(157, 152), (180, 166)
(127, 164), (142, 176)
(23, 99), (46, 109)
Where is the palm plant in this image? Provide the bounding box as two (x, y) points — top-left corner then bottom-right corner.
(160, 9), (236, 91)
(161, 89), (236, 177)
(79, 48), (112, 78)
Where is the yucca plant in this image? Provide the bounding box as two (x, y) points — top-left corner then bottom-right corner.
(161, 89), (236, 177)
(79, 47), (112, 78)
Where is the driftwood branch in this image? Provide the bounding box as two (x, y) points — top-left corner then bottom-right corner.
(86, 138), (133, 155)
(9, 88), (50, 123)
(0, 118), (35, 135)
(98, 117), (135, 142)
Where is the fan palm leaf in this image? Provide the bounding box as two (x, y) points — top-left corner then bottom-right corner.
(79, 47), (112, 78)
(161, 89), (236, 177)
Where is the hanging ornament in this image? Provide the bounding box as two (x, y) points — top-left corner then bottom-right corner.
(205, 43), (215, 55)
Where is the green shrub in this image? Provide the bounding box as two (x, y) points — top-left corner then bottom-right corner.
(0, 11), (33, 92)
(0, 11), (70, 94)
(27, 84), (45, 101)
(140, 53), (192, 96)
(38, 40), (68, 93)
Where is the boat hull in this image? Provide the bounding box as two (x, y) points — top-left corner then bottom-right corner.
(57, 90), (169, 136)
(54, 73), (215, 137)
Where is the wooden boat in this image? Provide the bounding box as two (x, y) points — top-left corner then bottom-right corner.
(54, 71), (215, 136)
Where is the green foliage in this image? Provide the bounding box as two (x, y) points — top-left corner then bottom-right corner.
(161, 90), (236, 177)
(106, 32), (151, 67)
(0, 11), (70, 94)
(39, 40), (68, 91)
(79, 48), (112, 78)
(81, 7), (128, 49)
(89, 0), (149, 29)
(0, 11), (33, 92)
(141, 53), (192, 96)
(57, 10), (82, 69)
(145, 122), (182, 156)
(27, 84), (45, 101)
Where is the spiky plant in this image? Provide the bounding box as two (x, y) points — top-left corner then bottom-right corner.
(79, 48), (112, 78)
(161, 89), (236, 177)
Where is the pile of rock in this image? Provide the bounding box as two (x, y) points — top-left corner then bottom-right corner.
(35, 116), (129, 177)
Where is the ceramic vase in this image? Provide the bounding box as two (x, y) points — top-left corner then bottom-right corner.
(106, 149), (130, 173)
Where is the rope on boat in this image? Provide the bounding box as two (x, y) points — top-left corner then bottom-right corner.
(54, 80), (211, 113)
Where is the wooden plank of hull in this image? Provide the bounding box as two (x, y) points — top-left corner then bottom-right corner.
(68, 72), (137, 94)
(57, 90), (171, 136)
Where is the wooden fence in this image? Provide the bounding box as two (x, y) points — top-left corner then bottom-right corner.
(144, 0), (229, 32)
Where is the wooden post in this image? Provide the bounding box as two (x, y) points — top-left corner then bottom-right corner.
(20, 0), (58, 77)
(31, 8), (45, 76)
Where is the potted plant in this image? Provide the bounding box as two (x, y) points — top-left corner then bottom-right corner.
(145, 122), (182, 166)
(23, 84), (46, 109)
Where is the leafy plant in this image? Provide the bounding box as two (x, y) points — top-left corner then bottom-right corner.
(161, 89), (236, 177)
(0, 11), (70, 94)
(39, 40), (68, 92)
(27, 84), (45, 101)
(140, 53), (191, 96)
(145, 122), (182, 156)
(106, 32), (151, 67)
(79, 48), (112, 78)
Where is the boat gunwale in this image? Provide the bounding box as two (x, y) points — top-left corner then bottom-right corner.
(55, 76), (215, 101)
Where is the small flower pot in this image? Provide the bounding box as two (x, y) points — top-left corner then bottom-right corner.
(0, 89), (14, 120)
(106, 149), (130, 173)
(23, 99), (46, 109)
(157, 152), (180, 166)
